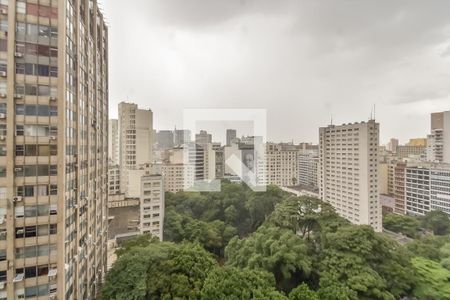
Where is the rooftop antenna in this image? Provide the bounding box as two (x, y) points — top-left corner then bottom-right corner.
(369, 104), (376, 120)
(330, 113), (333, 125)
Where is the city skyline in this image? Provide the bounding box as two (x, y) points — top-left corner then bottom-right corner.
(104, 0), (450, 144)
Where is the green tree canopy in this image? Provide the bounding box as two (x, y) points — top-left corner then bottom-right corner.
(319, 225), (415, 299)
(225, 225), (312, 292)
(412, 256), (450, 300)
(382, 213), (421, 238)
(102, 242), (216, 300)
(201, 267), (287, 300)
(115, 234), (159, 257)
(421, 210), (450, 235)
(288, 283), (318, 300)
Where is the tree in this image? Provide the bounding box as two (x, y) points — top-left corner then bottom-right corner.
(382, 213), (421, 238)
(201, 267), (287, 300)
(288, 283), (318, 300)
(225, 225), (312, 292)
(407, 235), (450, 261)
(268, 196), (347, 239)
(319, 225), (415, 299)
(439, 243), (450, 270)
(102, 242), (216, 299)
(412, 256), (450, 300)
(115, 234), (160, 257)
(421, 210), (450, 235)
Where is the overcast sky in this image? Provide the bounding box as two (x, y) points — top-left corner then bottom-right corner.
(103, 0), (450, 144)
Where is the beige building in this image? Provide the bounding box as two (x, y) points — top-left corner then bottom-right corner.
(118, 102), (154, 196)
(318, 120), (382, 231)
(108, 119), (119, 165)
(108, 164), (121, 195)
(427, 111), (450, 163)
(266, 143), (299, 187)
(0, 0), (109, 299)
(140, 175), (164, 240)
(407, 138), (427, 147)
(396, 145), (426, 160)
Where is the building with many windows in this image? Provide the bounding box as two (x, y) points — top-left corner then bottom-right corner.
(140, 175), (164, 240)
(0, 0), (109, 298)
(318, 120), (382, 231)
(118, 102), (153, 196)
(427, 111), (450, 163)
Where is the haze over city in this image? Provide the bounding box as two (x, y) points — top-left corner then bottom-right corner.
(104, 0), (450, 143)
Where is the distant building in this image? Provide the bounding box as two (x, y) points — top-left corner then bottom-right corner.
(407, 138), (427, 147)
(387, 138), (399, 153)
(396, 145), (426, 159)
(298, 152), (318, 187)
(108, 164), (121, 195)
(427, 111), (450, 163)
(226, 129), (237, 146)
(266, 143), (299, 187)
(118, 102), (154, 195)
(140, 175), (165, 240)
(109, 119), (119, 164)
(156, 130), (174, 150)
(405, 164), (450, 216)
(174, 129), (191, 146)
(195, 130), (212, 145)
(318, 120), (382, 232)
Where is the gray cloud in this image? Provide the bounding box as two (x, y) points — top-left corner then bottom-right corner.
(104, 0), (450, 144)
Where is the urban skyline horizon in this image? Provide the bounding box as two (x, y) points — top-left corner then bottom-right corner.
(110, 101), (448, 146)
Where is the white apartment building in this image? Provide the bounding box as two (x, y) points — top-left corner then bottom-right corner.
(318, 120), (382, 232)
(108, 119), (119, 164)
(118, 102), (154, 195)
(140, 175), (165, 240)
(406, 164), (450, 216)
(298, 152), (318, 187)
(427, 111), (450, 163)
(405, 167), (431, 215)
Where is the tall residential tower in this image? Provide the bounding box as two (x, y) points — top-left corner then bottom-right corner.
(318, 120), (382, 231)
(118, 102), (153, 196)
(0, 0), (109, 299)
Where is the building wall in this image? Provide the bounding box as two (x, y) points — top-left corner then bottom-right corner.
(318, 120), (382, 231)
(118, 102), (153, 195)
(0, 0), (109, 298)
(108, 119), (119, 164)
(405, 167), (431, 216)
(140, 175), (164, 240)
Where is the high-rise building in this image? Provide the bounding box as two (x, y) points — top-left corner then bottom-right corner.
(386, 138), (399, 153)
(109, 119), (119, 164)
(226, 129), (237, 146)
(156, 130), (174, 150)
(0, 0), (109, 298)
(118, 102), (153, 195)
(393, 162), (407, 214)
(318, 120), (382, 231)
(173, 129), (191, 146)
(140, 175), (165, 240)
(427, 111), (450, 163)
(195, 130), (212, 145)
